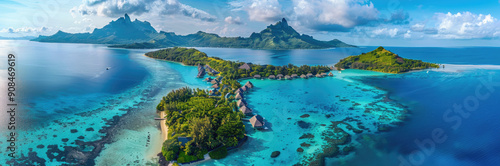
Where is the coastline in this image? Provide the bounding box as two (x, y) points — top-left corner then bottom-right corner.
(159, 111), (169, 142)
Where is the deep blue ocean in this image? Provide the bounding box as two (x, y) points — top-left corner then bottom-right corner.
(1, 40), (499, 165)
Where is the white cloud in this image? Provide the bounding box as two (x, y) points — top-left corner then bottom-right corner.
(404, 30), (411, 38)
(292, 0), (379, 31)
(0, 27), (48, 34)
(72, 0), (216, 22)
(433, 12), (500, 39)
(371, 28), (399, 38)
(224, 16), (243, 25)
(230, 0), (282, 22)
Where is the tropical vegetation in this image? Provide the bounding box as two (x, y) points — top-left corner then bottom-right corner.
(334, 47), (440, 73)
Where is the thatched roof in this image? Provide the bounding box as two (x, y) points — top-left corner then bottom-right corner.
(211, 79), (218, 84)
(241, 86), (247, 91)
(235, 93), (243, 100)
(239, 63), (251, 70)
(328, 72), (334, 76)
(204, 77), (212, 82)
(245, 81), (254, 88)
(254, 74), (261, 79)
(212, 84), (219, 88)
(237, 99), (246, 107)
(250, 115), (264, 128)
(235, 88), (243, 94)
(277, 74), (284, 77)
(269, 75), (276, 79)
(321, 73), (327, 76)
(285, 75), (291, 80)
(300, 74), (307, 78)
(316, 74), (322, 77)
(239, 105), (252, 114)
(291, 74), (298, 78)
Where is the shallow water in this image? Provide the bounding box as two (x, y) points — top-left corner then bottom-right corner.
(1, 41), (499, 165)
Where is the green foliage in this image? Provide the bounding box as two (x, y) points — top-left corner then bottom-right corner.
(158, 87), (245, 162)
(162, 139), (180, 161)
(209, 146), (228, 159)
(335, 46), (440, 73)
(146, 47), (332, 81)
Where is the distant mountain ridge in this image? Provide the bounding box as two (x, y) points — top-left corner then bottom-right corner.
(32, 14), (355, 49)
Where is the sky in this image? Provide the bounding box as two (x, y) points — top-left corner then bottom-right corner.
(0, 0), (499, 47)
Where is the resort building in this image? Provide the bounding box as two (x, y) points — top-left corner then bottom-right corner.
(254, 74), (261, 79)
(321, 73), (327, 76)
(291, 74), (298, 78)
(235, 88), (243, 94)
(212, 84), (219, 89)
(241, 86), (248, 92)
(245, 81), (254, 88)
(328, 72), (334, 76)
(235, 93), (243, 100)
(316, 73), (322, 77)
(239, 63), (252, 70)
(211, 79), (218, 84)
(277, 74), (284, 79)
(269, 75), (276, 79)
(285, 75), (291, 80)
(239, 105), (253, 115)
(249, 115), (265, 129)
(307, 73), (313, 77)
(300, 74), (307, 79)
(237, 99), (246, 107)
(204, 77), (212, 82)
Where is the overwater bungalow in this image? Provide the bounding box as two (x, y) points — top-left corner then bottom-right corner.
(307, 73), (313, 77)
(212, 84), (219, 88)
(254, 74), (261, 79)
(316, 73), (322, 77)
(241, 86), (248, 92)
(277, 74), (284, 79)
(250, 115), (265, 129)
(291, 74), (298, 78)
(245, 81), (254, 88)
(237, 99), (246, 107)
(269, 75), (276, 79)
(328, 72), (334, 76)
(239, 105), (253, 115)
(211, 79), (218, 84)
(321, 73), (327, 76)
(204, 77), (213, 82)
(235, 93), (243, 100)
(235, 88), (243, 94)
(239, 63), (252, 70)
(300, 74), (307, 79)
(285, 75), (291, 80)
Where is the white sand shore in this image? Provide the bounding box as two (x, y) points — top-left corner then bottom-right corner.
(160, 111), (168, 142)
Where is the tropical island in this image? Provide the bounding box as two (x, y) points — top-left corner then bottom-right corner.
(334, 47), (440, 73)
(148, 47), (337, 164)
(31, 14), (354, 49)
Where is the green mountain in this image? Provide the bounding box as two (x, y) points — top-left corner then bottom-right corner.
(32, 14), (159, 44)
(334, 47), (440, 73)
(33, 14), (354, 49)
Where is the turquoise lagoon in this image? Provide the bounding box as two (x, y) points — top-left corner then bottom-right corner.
(1, 41), (500, 165)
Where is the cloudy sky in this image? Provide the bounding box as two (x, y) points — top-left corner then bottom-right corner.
(1, 0), (499, 46)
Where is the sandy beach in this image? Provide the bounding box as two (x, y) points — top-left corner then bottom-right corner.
(160, 111), (169, 141)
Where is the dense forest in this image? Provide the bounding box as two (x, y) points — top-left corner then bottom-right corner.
(159, 88), (245, 163)
(334, 47), (440, 73)
(145, 47), (332, 79)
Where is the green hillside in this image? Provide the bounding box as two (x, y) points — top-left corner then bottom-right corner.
(334, 47), (440, 73)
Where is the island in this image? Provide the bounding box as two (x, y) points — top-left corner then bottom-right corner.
(334, 47), (440, 73)
(32, 14), (354, 49)
(148, 47), (335, 164)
